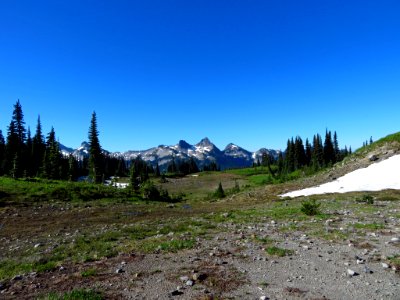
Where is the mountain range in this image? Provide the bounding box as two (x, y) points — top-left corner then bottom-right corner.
(60, 138), (280, 170)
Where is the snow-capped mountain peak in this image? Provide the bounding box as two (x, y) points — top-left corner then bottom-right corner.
(61, 138), (279, 171)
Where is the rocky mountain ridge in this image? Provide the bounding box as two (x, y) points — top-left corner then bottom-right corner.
(61, 138), (280, 170)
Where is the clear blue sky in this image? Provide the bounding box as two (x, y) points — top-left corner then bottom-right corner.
(1, 0), (400, 152)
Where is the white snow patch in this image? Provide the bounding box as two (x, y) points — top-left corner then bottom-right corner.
(281, 154), (400, 198)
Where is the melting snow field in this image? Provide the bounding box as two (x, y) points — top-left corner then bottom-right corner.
(281, 154), (400, 198)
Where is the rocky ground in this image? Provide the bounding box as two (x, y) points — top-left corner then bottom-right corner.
(1, 197), (399, 300)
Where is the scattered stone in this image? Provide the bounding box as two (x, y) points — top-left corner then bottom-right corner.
(347, 269), (359, 277)
(34, 243), (42, 248)
(389, 237), (400, 244)
(368, 154), (378, 161)
(170, 290), (184, 296)
(364, 266), (373, 274)
(115, 268), (124, 274)
(180, 276), (189, 282)
(382, 263), (390, 269)
(185, 280), (194, 286)
(59, 266), (66, 271)
(192, 273), (207, 281)
(260, 296), (269, 300)
(12, 275), (23, 281)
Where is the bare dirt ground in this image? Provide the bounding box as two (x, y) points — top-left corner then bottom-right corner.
(1, 192), (399, 300)
(1, 146), (400, 299)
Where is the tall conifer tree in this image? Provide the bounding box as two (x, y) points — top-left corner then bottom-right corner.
(0, 130), (5, 175)
(32, 116), (46, 176)
(88, 112), (103, 183)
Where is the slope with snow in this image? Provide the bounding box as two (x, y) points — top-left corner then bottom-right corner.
(281, 154), (400, 198)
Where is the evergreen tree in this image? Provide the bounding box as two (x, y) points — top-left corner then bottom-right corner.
(369, 136), (373, 145)
(0, 130), (5, 175)
(25, 127), (33, 177)
(311, 134), (324, 170)
(42, 127), (61, 179)
(188, 157), (199, 173)
(284, 138), (295, 173)
(167, 157), (177, 173)
(293, 136), (306, 169)
(305, 138), (312, 166)
(214, 182), (225, 198)
(5, 100), (27, 177)
(32, 116), (46, 177)
(333, 131), (340, 162)
(68, 154), (78, 181)
(88, 112), (103, 183)
(155, 163), (161, 177)
(323, 130), (335, 165)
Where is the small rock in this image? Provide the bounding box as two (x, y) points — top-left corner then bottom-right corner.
(180, 276), (189, 282)
(389, 237), (400, 244)
(192, 273), (207, 281)
(260, 296), (269, 300)
(59, 266), (66, 271)
(121, 261), (127, 265)
(12, 275), (23, 281)
(186, 280), (194, 286)
(356, 259), (365, 265)
(382, 263), (390, 269)
(368, 154), (378, 161)
(347, 269), (359, 277)
(364, 266), (373, 274)
(115, 268), (124, 274)
(34, 243), (42, 248)
(170, 290), (184, 296)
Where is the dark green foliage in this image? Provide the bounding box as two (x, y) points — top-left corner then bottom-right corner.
(32, 116), (46, 177)
(42, 127), (62, 179)
(203, 161), (219, 171)
(357, 194), (374, 204)
(0, 130), (4, 175)
(155, 163), (161, 177)
(88, 112), (103, 183)
(323, 130), (335, 165)
(300, 199), (321, 216)
(167, 157), (178, 173)
(214, 182), (225, 198)
(5, 101), (25, 178)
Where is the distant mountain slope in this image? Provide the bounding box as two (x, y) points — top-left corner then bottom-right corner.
(61, 138), (280, 170)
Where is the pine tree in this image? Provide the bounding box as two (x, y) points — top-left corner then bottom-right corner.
(333, 131), (340, 162)
(0, 130), (5, 175)
(25, 127), (33, 177)
(42, 127), (61, 179)
(68, 154), (78, 181)
(323, 130), (335, 165)
(88, 112), (103, 183)
(311, 134), (324, 170)
(5, 100), (27, 177)
(32, 116), (46, 177)
(305, 138), (312, 166)
(155, 163), (161, 177)
(214, 182), (225, 198)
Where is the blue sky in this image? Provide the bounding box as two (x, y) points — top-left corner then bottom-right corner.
(1, 0), (400, 152)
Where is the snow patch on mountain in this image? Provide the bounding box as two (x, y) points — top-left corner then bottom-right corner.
(281, 154), (400, 197)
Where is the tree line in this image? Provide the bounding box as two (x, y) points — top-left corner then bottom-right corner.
(0, 100), (202, 183)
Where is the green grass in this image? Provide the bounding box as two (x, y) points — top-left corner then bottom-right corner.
(266, 246), (293, 257)
(81, 268), (98, 277)
(39, 289), (103, 300)
(354, 222), (385, 230)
